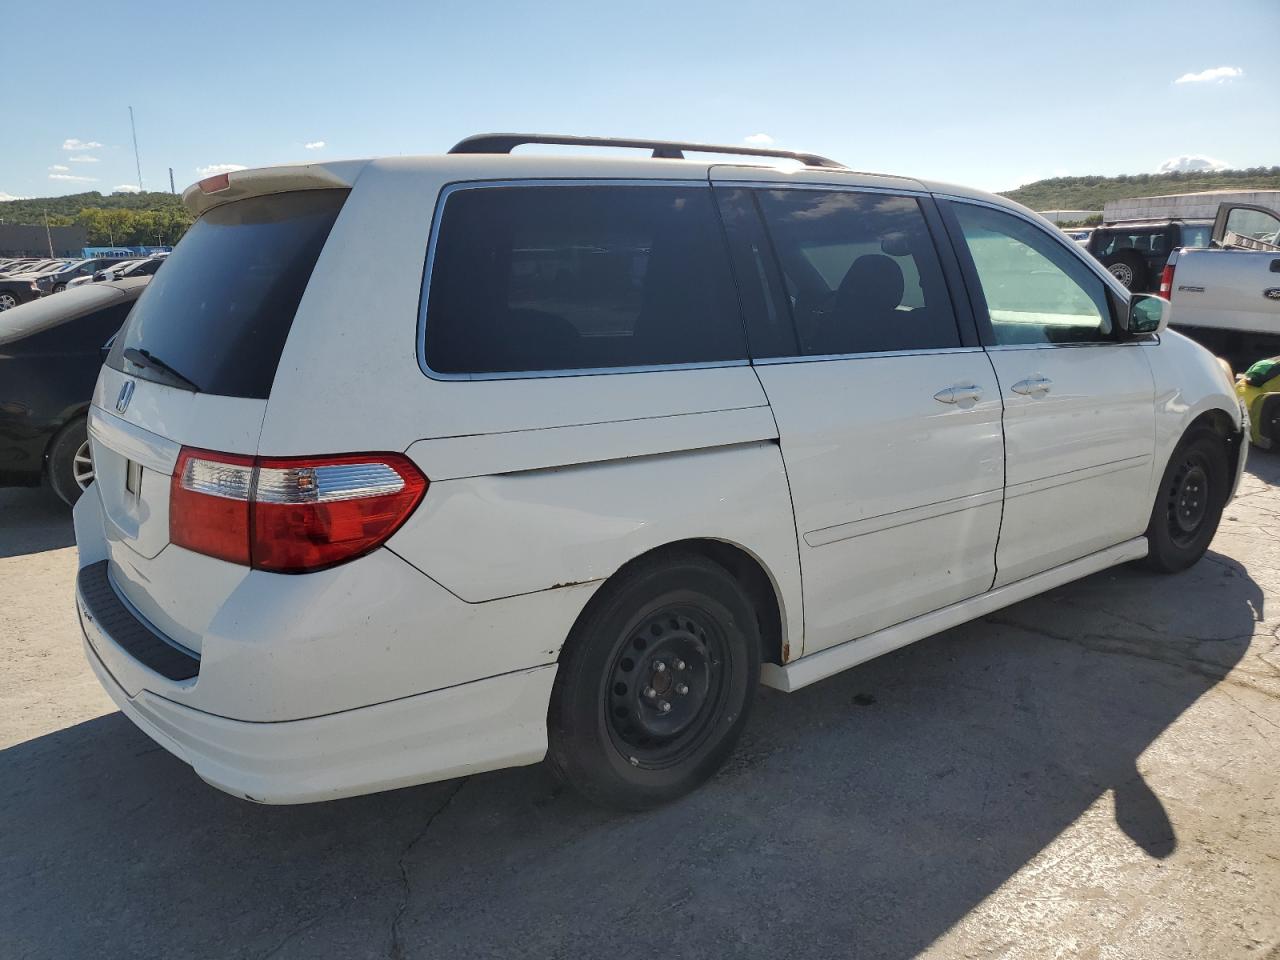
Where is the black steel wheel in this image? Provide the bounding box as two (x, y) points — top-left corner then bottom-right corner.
(1143, 427), (1230, 573)
(548, 551), (761, 810)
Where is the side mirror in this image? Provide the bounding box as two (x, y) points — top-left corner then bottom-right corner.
(1126, 294), (1170, 337)
(100, 332), (116, 363)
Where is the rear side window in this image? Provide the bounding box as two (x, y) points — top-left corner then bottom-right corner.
(108, 189), (348, 399)
(753, 190), (961, 357)
(422, 185), (745, 375)
(1179, 224), (1211, 248)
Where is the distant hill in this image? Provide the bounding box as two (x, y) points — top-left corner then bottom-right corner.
(0, 190), (185, 224)
(1001, 167), (1280, 211)
(0, 191), (191, 246)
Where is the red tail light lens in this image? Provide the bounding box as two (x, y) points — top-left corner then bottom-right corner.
(251, 454), (428, 573)
(1159, 263), (1175, 299)
(171, 448), (254, 565)
(169, 449), (427, 573)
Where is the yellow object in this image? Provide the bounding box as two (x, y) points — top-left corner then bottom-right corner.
(1235, 377), (1277, 449)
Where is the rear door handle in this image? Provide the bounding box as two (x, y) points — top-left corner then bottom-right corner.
(933, 384), (984, 404)
(1011, 376), (1052, 396)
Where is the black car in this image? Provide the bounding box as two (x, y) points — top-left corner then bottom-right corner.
(1085, 218), (1212, 292)
(0, 274), (44, 311)
(0, 277), (150, 504)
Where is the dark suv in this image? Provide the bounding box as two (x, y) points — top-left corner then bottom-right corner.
(1085, 219), (1212, 292)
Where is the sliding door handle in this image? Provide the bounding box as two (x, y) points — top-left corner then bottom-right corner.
(1011, 376), (1052, 396)
(933, 384), (984, 404)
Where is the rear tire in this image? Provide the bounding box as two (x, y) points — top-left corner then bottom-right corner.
(547, 552), (761, 810)
(1142, 427), (1230, 573)
(47, 418), (92, 506)
(1103, 250), (1147, 291)
(0, 291), (18, 311)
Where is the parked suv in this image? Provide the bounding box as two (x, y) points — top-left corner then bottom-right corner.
(1086, 218), (1212, 292)
(74, 135), (1246, 810)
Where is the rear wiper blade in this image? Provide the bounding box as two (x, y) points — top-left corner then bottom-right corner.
(122, 347), (201, 392)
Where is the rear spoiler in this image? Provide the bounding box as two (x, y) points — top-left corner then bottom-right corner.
(181, 161), (368, 217)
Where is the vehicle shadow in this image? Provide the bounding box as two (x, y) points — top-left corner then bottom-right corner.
(1, 542), (1263, 959)
(0, 486), (74, 558)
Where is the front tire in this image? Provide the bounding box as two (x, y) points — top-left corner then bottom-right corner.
(47, 418), (93, 506)
(0, 291), (18, 311)
(547, 551), (761, 810)
(1143, 427), (1230, 573)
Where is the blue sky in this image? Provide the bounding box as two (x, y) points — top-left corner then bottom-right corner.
(3, 0), (1277, 201)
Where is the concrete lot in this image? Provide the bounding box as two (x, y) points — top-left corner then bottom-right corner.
(2, 454), (1279, 960)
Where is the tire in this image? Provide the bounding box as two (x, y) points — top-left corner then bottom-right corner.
(1258, 395), (1280, 450)
(47, 418), (93, 506)
(0, 291), (19, 311)
(547, 551), (761, 810)
(1102, 250), (1147, 291)
(1142, 427), (1230, 573)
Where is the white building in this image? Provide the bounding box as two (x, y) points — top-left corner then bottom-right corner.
(1104, 190), (1280, 223)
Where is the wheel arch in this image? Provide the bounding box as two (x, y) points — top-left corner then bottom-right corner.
(559, 537), (791, 669)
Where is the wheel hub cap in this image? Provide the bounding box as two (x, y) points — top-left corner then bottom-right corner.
(606, 606), (724, 765)
(1174, 464), (1208, 534)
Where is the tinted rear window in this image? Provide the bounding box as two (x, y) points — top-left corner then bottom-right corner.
(422, 185), (746, 375)
(108, 189), (348, 398)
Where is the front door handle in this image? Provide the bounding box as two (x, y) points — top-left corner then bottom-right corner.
(1011, 376), (1052, 396)
(933, 384), (984, 404)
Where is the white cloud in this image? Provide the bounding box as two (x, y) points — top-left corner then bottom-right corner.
(196, 163), (247, 176)
(68, 154), (99, 163)
(49, 173), (98, 183)
(0, 192), (23, 201)
(62, 137), (103, 150)
(1157, 154), (1230, 173)
(743, 133), (775, 146)
(304, 140), (326, 150)
(1174, 65), (1243, 84)
(49, 164), (69, 172)
(113, 184), (142, 194)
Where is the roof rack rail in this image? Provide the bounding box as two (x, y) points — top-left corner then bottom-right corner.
(448, 133), (844, 169)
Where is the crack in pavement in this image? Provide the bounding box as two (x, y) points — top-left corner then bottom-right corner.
(983, 615), (1280, 697)
(256, 913), (326, 960)
(388, 777), (470, 960)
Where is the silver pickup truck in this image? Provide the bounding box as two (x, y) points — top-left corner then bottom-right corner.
(1162, 202), (1280, 365)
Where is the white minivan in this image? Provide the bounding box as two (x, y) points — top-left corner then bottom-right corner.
(73, 135), (1247, 810)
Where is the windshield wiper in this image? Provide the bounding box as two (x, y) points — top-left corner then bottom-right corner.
(122, 347), (201, 392)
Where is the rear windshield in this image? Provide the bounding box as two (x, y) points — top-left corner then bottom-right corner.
(422, 185), (746, 375)
(108, 189), (348, 398)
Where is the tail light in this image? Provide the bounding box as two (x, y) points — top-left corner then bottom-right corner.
(170, 448), (427, 573)
(1159, 263), (1175, 299)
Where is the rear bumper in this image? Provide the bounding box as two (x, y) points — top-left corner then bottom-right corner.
(81, 622), (555, 804)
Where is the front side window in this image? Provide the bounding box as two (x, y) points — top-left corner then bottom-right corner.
(1223, 207), (1280, 250)
(753, 190), (961, 356)
(423, 185), (745, 375)
(951, 202), (1112, 346)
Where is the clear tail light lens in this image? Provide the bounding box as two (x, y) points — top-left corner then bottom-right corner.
(170, 449), (427, 573)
